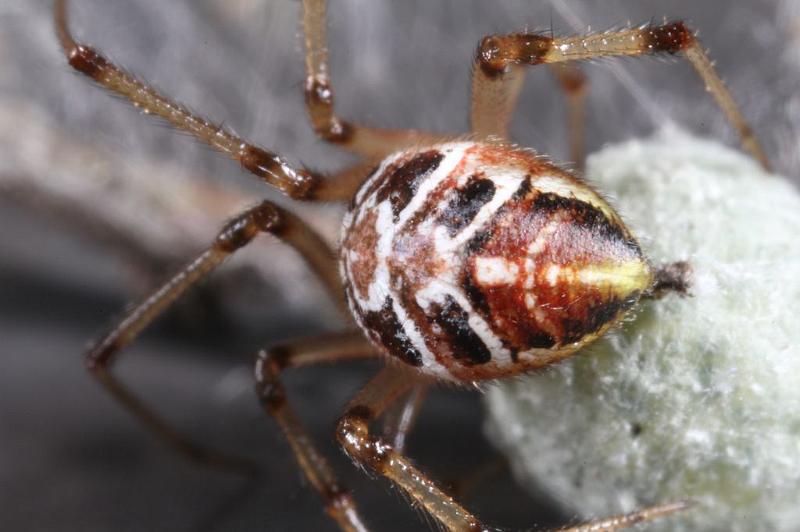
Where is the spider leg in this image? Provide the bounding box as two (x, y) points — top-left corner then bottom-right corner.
(470, 57), (588, 167)
(337, 367), (690, 531)
(85, 200), (341, 473)
(380, 383), (429, 454)
(549, 64), (588, 171)
(254, 332), (376, 532)
(320, 158), (384, 201)
(338, 366), (485, 530)
(470, 56), (526, 143)
(302, 0), (447, 158)
(471, 21), (770, 170)
(54, 0), (371, 201)
(556, 501), (694, 532)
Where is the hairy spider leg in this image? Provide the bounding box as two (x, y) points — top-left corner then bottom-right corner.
(337, 366), (692, 532)
(470, 56), (588, 171)
(471, 22), (771, 170)
(55, 0), (391, 201)
(556, 502), (696, 532)
(302, 0), (448, 158)
(84, 201), (341, 473)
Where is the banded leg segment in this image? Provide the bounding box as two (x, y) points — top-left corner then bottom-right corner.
(302, 0), (446, 158)
(86, 201), (341, 470)
(55, 0), (363, 201)
(337, 367), (690, 532)
(472, 21), (770, 170)
(255, 332), (377, 532)
(54, 0), (317, 198)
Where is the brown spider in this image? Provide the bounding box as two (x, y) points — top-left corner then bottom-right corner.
(54, 0), (769, 530)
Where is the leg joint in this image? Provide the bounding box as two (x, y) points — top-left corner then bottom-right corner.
(304, 78), (354, 144)
(239, 146), (320, 199)
(476, 34), (553, 78)
(215, 202), (282, 252)
(67, 45), (108, 80)
(85, 339), (119, 372)
(323, 484), (355, 513)
(254, 348), (289, 412)
(642, 21), (695, 54)
(336, 407), (391, 473)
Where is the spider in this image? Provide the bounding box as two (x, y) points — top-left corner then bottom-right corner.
(53, 0), (770, 530)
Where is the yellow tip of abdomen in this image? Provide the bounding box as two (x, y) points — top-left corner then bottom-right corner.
(576, 259), (654, 299)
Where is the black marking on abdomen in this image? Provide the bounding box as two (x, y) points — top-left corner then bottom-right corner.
(461, 268), (490, 316)
(376, 151), (444, 221)
(525, 331), (556, 349)
(438, 176), (495, 236)
(462, 178), (529, 257)
(513, 176), (533, 199)
(429, 295), (492, 366)
(533, 192), (638, 252)
(560, 293), (638, 344)
(362, 297), (423, 367)
(348, 163), (381, 212)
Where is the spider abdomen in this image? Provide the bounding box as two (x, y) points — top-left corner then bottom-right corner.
(340, 142), (653, 381)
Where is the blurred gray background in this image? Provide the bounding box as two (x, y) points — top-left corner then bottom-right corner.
(0, 1), (798, 531)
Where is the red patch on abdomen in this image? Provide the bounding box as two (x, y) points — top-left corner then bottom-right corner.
(342, 209), (379, 301)
(466, 185), (645, 351)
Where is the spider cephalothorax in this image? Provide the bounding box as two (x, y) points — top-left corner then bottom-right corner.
(341, 141), (650, 381)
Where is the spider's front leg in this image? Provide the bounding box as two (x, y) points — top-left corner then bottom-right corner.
(302, 0), (447, 158)
(54, 0), (379, 201)
(337, 367), (691, 532)
(471, 57), (588, 171)
(471, 21), (770, 170)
